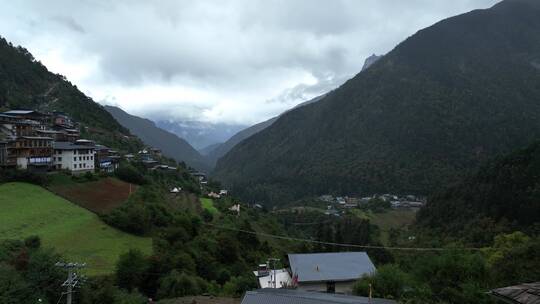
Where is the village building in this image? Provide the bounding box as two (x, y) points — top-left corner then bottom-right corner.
(94, 144), (120, 172)
(12, 136), (54, 171)
(53, 140), (96, 174)
(208, 192), (221, 199)
(2, 110), (51, 127)
(241, 289), (396, 304)
(288, 252), (376, 294)
(52, 111), (76, 129)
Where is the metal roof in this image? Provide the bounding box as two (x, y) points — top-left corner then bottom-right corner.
(489, 282), (540, 304)
(53, 141), (95, 150)
(241, 289), (396, 304)
(3, 110), (36, 115)
(288, 252), (376, 283)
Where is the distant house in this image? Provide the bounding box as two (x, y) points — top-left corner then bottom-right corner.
(241, 289), (396, 304)
(170, 187), (181, 193)
(219, 189), (228, 196)
(53, 140), (95, 174)
(489, 282), (540, 304)
(208, 192), (221, 199)
(288, 252), (376, 294)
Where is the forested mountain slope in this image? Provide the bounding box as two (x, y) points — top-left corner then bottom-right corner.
(214, 0), (540, 206)
(417, 141), (540, 244)
(0, 37), (142, 151)
(105, 106), (209, 171)
(206, 94), (326, 168)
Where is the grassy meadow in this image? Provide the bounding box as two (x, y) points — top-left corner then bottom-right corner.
(0, 182), (151, 275)
(200, 197), (219, 214)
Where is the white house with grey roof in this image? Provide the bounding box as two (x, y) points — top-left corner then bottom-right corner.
(53, 140), (95, 174)
(288, 252), (376, 294)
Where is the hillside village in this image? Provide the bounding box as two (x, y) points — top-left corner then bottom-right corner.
(0, 109), (182, 174)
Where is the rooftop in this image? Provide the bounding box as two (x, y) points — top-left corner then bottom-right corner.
(288, 252), (376, 283)
(21, 136), (53, 140)
(53, 141), (95, 150)
(3, 110), (37, 115)
(489, 282), (540, 304)
(241, 289), (396, 304)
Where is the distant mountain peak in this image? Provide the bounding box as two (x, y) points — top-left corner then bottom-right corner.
(361, 54), (382, 71)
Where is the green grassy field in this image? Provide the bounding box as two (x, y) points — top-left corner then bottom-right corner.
(368, 209), (417, 244)
(200, 198), (219, 214)
(0, 182), (152, 275)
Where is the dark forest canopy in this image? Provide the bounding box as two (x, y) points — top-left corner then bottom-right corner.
(417, 141), (540, 244)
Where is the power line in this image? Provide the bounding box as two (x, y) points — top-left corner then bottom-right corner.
(202, 223), (486, 251)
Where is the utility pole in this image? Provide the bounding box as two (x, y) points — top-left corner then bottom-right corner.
(56, 262), (86, 304)
(267, 258), (280, 288)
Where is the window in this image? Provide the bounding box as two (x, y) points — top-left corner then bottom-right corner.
(326, 281), (335, 293)
(79, 157), (82, 161)
(83, 163), (86, 168)
(90, 156), (93, 160)
(74, 157), (77, 161)
(58, 157), (62, 161)
(74, 164), (77, 169)
(74, 150), (77, 155)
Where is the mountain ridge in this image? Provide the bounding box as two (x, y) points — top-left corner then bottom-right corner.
(105, 105), (209, 171)
(214, 0), (540, 206)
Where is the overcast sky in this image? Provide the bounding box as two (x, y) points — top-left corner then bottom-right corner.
(0, 0), (499, 126)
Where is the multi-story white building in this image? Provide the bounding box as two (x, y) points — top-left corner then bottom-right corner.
(53, 140), (95, 174)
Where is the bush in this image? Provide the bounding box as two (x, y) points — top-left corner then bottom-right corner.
(116, 249), (148, 292)
(157, 271), (207, 299)
(116, 165), (146, 185)
(0, 169), (49, 186)
(353, 264), (411, 299)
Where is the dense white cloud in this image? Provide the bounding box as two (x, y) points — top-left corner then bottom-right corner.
(0, 0), (499, 125)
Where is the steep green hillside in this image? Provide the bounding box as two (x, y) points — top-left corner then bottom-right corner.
(206, 95), (326, 168)
(215, 0), (540, 206)
(0, 182), (152, 275)
(0, 36), (143, 151)
(417, 141), (540, 244)
(105, 105), (209, 171)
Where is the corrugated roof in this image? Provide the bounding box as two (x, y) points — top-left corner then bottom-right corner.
(53, 141), (95, 150)
(288, 252), (376, 283)
(241, 289), (396, 304)
(490, 282), (540, 304)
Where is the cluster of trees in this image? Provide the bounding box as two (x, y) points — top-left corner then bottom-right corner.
(417, 141), (540, 244)
(353, 232), (540, 304)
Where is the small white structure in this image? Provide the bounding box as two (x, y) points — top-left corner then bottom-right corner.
(53, 141), (95, 174)
(229, 204), (241, 215)
(253, 269), (292, 289)
(219, 189), (228, 196)
(170, 187), (182, 193)
(208, 192), (221, 199)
